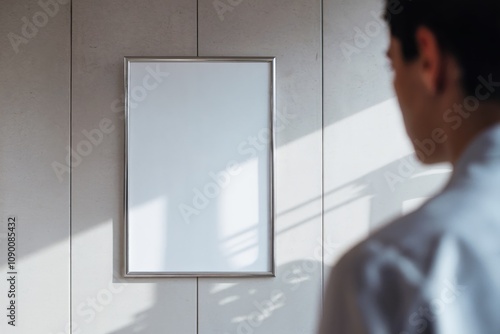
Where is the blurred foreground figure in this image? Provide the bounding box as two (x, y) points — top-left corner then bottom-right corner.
(319, 1), (500, 333)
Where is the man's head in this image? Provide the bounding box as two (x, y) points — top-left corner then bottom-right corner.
(384, 0), (500, 164)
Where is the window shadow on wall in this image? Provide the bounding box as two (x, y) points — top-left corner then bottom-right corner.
(102, 153), (450, 334)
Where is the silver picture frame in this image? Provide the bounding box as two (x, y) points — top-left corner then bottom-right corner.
(124, 57), (276, 277)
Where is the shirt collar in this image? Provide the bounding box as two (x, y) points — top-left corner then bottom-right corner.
(453, 123), (500, 178)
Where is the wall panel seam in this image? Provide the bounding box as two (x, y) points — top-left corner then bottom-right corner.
(320, 0), (325, 315)
(69, 0), (73, 333)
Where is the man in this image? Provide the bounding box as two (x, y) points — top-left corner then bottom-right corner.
(319, 0), (500, 333)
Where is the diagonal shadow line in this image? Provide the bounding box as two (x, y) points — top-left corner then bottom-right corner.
(276, 192), (368, 236)
(217, 178), (372, 244)
(223, 191), (368, 259)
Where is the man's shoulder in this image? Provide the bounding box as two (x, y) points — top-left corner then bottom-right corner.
(337, 179), (500, 280)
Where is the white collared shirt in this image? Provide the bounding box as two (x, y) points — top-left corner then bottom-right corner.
(318, 124), (500, 334)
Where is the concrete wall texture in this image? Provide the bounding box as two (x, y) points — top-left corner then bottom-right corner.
(0, 0), (449, 333)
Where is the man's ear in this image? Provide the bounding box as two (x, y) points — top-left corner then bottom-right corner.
(415, 26), (445, 95)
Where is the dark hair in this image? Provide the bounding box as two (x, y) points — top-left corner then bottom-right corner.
(384, 0), (500, 99)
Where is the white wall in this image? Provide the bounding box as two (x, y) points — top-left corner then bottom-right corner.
(198, 1), (322, 333)
(0, 0), (449, 333)
(323, 0), (451, 270)
(0, 0), (70, 333)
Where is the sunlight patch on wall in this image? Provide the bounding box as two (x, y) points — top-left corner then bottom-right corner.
(218, 158), (260, 270)
(128, 196), (168, 272)
(325, 97), (412, 189)
(72, 221), (156, 334)
(274, 130), (323, 265)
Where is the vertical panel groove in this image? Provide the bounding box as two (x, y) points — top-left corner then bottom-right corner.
(320, 0), (325, 313)
(196, 0), (199, 57)
(196, 2), (200, 334)
(69, 0), (73, 333)
(197, 277), (199, 334)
